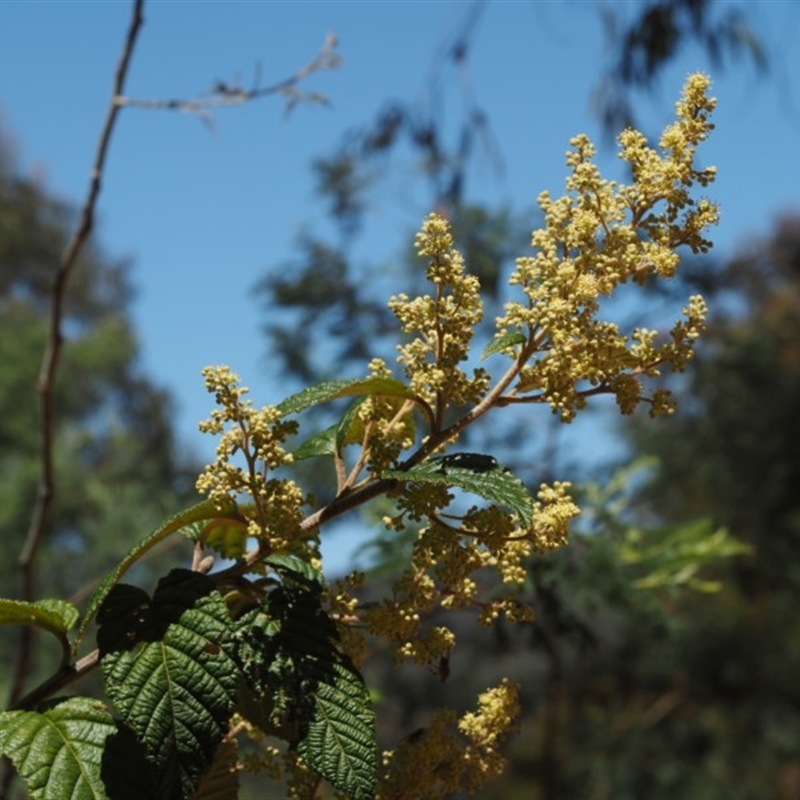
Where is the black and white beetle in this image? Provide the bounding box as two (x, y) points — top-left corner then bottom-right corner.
(430, 452), (499, 474)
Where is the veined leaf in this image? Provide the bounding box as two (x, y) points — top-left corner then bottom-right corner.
(0, 598), (79, 638)
(297, 658), (377, 800)
(76, 498), (242, 649)
(293, 394), (414, 462)
(383, 462), (534, 527)
(233, 586), (377, 798)
(265, 553), (326, 588)
(277, 377), (418, 416)
(100, 570), (239, 797)
(0, 696), (115, 800)
(481, 331), (526, 360)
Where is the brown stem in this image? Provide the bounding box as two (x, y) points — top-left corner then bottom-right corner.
(7, 0), (145, 715)
(116, 33), (340, 120)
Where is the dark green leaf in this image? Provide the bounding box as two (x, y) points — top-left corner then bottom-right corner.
(96, 583), (153, 655)
(101, 721), (166, 799)
(0, 697), (116, 800)
(266, 553), (326, 588)
(233, 586), (377, 798)
(101, 570), (239, 797)
(297, 659), (377, 800)
(383, 462), (534, 527)
(96, 570), (220, 655)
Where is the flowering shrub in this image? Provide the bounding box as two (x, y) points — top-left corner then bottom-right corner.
(0, 74), (717, 799)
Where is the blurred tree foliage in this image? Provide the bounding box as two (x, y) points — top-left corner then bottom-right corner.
(605, 216), (800, 797)
(0, 132), (199, 693)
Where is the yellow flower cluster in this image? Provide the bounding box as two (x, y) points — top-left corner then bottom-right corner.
(196, 365), (308, 552)
(369, 477), (579, 659)
(389, 214), (490, 422)
(378, 679), (520, 798)
(496, 73), (716, 420)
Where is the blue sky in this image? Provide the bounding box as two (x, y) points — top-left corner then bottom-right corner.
(2, 1), (799, 571)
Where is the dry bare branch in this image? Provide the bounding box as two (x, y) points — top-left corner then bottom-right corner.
(7, 0), (146, 716)
(116, 31), (341, 123)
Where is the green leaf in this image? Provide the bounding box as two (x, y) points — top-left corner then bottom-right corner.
(0, 598), (79, 638)
(0, 696), (116, 800)
(292, 398), (374, 460)
(100, 722), (166, 799)
(96, 584), (153, 655)
(266, 553), (326, 588)
(277, 376), (418, 416)
(293, 423), (338, 460)
(100, 569), (239, 797)
(297, 659), (377, 800)
(76, 498), (242, 649)
(233, 586), (377, 798)
(383, 462), (534, 527)
(481, 331), (527, 360)
(336, 398), (369, 450)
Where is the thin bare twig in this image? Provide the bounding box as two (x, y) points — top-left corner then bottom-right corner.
(7, 0), (146, 713)
(117, 32), (341, 124)
(5, 6), (341, 730)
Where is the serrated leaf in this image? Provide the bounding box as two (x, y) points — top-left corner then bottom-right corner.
(77, 498), (242, 649)
(0, 598), (79, 638)
(266, 554), (326, 588)
(233, 587), (377, 798)
(297, 659), (377, 800)
(481, 331), (526, 360)
(100, 570), (240, 797)
(271, 590), (375, 796)
(96, 583), (153, 656)
(0, 696), (115, 800)
(277, 377), (418, 416)
(382, 463), (534, 527)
